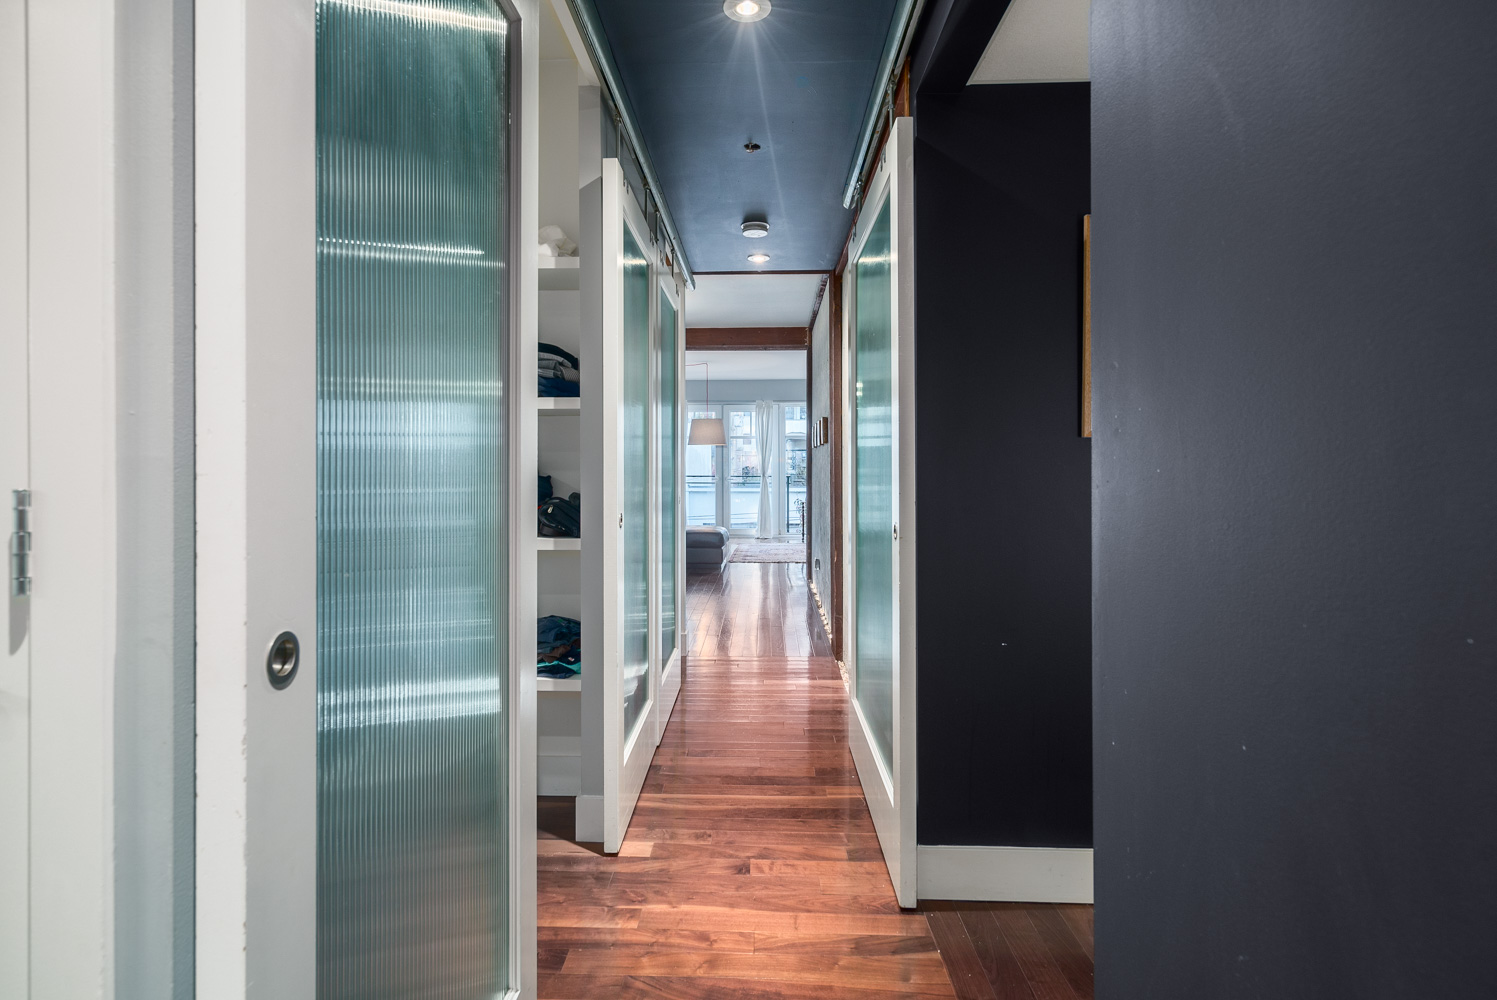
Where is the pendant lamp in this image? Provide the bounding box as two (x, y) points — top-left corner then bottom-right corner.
(686, 362), (727, 446)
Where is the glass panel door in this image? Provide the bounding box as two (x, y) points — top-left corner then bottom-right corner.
(315, 2), (512, 995)
(685, 405), (720, 527)
(620, 225), (652, 740)
(784, 404), (808, 536)
(726, 406), (761, 534)
(596, 159), (673, 854)
(853, 196), (896, 774)
(657, 287), (679, 664)
(843, 117), (915, 907)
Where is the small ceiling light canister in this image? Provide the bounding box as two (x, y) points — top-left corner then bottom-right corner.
(741, 221), (769, 238)
(747, 253), (771, 264)
(724, 0), (770, 22)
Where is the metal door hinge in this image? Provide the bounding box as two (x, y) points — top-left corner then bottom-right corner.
(892, 522), (898, 541)
(11, 489), (32, 596)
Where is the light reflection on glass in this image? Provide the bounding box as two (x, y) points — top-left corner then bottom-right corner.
(324, 0), (508, 34)
(854, 195), (896, 771)
(315, 0), (512, 995)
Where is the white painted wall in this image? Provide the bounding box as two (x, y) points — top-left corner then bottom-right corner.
(969, 0), (1091, 84)
(686, 379), (806, 404)
(539, 42), (581, 245)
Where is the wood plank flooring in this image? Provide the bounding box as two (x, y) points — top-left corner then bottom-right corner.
(683, 561), (833, 660)
(538, 561), (1092, 999)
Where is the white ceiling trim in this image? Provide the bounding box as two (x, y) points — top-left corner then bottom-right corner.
(684, 273), (824, 329)
(969, 0), (1091, 86)
(685, 350), (806, 382)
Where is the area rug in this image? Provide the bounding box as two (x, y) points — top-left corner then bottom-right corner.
(730, 542), (807, 564)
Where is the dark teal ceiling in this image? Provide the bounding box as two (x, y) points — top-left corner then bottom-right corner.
(590, 0), (901, 273)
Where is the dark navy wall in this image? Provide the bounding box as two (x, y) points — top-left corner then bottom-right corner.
(914, 83), (1092, 848)
(1092, 0), (1497, 995)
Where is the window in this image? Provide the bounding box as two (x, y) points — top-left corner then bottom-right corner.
(726, 407), (761, 532)
(685, 406), (719, 526)
(685, 401), (808, 536)
(784, 405), (807, 535)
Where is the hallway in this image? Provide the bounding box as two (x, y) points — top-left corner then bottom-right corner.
(538, 563), (1094, 999)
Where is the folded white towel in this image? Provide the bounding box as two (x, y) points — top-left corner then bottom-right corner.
(538, 224), (578, 258)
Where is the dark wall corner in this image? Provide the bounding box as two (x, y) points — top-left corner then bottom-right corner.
(914, 83), (1093, 849)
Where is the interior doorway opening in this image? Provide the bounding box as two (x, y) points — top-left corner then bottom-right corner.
(686, 349), (809, 543)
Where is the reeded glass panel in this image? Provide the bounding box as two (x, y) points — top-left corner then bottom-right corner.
(854, 195), (895, 771)
(621, 225), (651, 739)
(315, 2), (511, 996)
(657, 288), (678, 664)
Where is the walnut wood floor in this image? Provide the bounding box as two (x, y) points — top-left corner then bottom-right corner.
(538, 562), (1093, 999)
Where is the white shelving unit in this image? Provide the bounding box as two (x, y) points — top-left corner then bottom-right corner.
(539, 262), (579, 292)
(534, 0), (588, 800)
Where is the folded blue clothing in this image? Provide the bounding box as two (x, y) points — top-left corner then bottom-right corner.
(538, 614), (580, 646)
(538, 660), (580, 679)
(538, 615), (582, 671)
(539, 376), (579, 397)
(538, 342), (580, 369)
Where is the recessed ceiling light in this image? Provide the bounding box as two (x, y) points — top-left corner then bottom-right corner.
(747, 253), (771, 264)
(741, 221), (769, 238)
(724, 0), (770, 23)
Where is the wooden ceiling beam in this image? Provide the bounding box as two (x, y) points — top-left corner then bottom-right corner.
(685, 327), (808, 350)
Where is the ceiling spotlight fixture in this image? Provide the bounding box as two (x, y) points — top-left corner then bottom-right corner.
(743, 141), (761, 153)
(741, 221), (770, 238)
(724, 0), (770, 23)
(747, 253), (771, 264)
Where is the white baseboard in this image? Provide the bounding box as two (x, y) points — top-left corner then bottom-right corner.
(574, 794), (603, 843)
(538, 755), (580, 797)
(917, 845), (1093, 904)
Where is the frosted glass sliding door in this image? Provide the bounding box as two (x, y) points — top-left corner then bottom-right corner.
(844, 118), (917, 907)
(658, 285), (680, 666)
(315, 1), (514, 996)
(621, 224), (652, 742)
(853, 196), (895, 770)
(590, 159), (683, 853)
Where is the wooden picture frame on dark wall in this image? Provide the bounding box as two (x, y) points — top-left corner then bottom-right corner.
(1082, 214), (1092, 438)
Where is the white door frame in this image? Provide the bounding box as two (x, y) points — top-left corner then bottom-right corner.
(841, 117), (918, 908)
(512, 2), (541, 995)
(195, 0), (318, 992)
(655, 267), (685, 738)
(17, 2), (124, 994)
(196, 2), (538, 995)
(1, 0), (31, 990)
(11, 2), (196, 993)
(589, 158), (664, 852)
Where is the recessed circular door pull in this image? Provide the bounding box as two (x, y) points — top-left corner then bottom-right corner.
(266, 630), (300, 690)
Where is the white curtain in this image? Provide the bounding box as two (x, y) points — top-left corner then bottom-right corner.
(754, 400), (777, 539)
